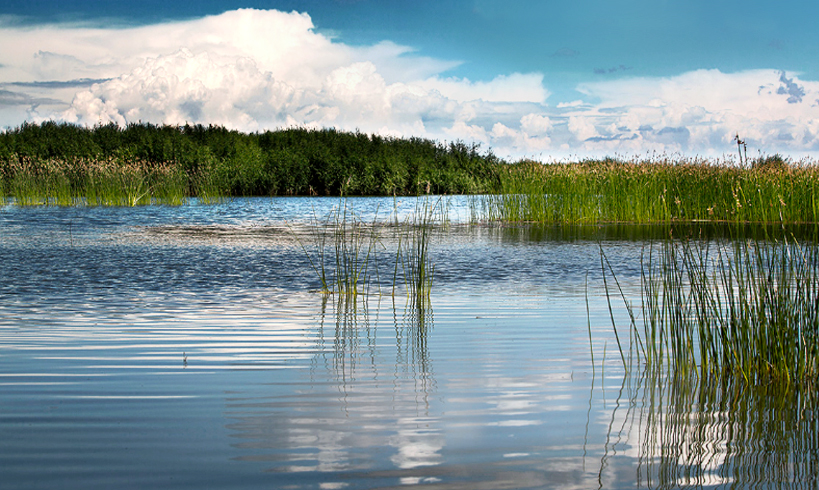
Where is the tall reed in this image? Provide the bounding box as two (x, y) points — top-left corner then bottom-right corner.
(294, 198), (439, 301)
(395, 198), (439, 305)
(295, 201), (379, 296)
(603, 227), (819, 385)
(487, 157), (819, 224)
(0, 155), (198, 206)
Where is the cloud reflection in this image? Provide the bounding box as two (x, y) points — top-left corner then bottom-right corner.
(228, 295), (442, 478)
(593, 368), (818, 487)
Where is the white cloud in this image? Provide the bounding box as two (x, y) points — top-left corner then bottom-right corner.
(570, 69), (819, 155)
(418, 73), (549, 103)
(520, 113), (552, 135)
(0, 9), (549, 144)
(444, 120), (490, 145)
(567, 115), (599, 142)
(0, 10), (818, 160)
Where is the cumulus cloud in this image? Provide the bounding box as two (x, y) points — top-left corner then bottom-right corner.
(0, 9), (818, 159)
(551, 69), (819, 155)
(0, 9), (550, 141)
(417, 73), (549, 103)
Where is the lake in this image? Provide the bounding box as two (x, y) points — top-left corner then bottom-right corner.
(1, 196), (814, 489)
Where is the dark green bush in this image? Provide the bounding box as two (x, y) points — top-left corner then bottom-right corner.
(0, 122), (501, 199)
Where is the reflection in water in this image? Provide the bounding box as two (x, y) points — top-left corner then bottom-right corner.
(598, 369), (819, 488)
(493, 222), (819, 244)
(315, 294), (434, 410)
(6, 197), (818, 489)
(228, 294), (442, 481)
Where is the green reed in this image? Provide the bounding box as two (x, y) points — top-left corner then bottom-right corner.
(1, 122), (500, 199)
(294, 198), (438, 301)
(295, 202), (379, 296)
(0, 155), (220, 206)
(395, 197), (439, 305)
(486, 157), (819, 224)
(603, 227), (819, 386)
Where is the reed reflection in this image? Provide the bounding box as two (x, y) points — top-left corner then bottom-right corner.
(598, 369), (819, 488)
(227, 293), (441, 479)
(493, 221), (819, 244)
(595, 226), (819, 488)
(314, 293), (435, 416)
(392, 296), (435, 415)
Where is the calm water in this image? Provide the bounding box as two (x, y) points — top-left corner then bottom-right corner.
(0, 197), (815, 489)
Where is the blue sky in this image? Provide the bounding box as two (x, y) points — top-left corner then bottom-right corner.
(1, 0), (818, 159)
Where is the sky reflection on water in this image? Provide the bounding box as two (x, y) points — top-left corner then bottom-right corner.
(1, 197), (815, 489)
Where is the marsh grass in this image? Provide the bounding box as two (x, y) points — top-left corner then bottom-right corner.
(395, 197), (440, 305)
(487, 157), (819, 224)
(602, 226), (819, 386)
(294, 198), (439, 302)
(0, 155), (220, 206)
(1, 122), (500, 200)
(295, 201), (379, 296)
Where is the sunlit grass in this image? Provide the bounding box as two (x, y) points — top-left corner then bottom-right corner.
(0, 155), (219, 206)
(485, 156), (819, 224)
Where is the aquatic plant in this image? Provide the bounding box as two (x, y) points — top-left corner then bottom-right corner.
(485, 156), (819, 224)
(293, 198), (439, 302)
(0, 154), (195, 206)
(733, 132), (748, 166)
(602, 227), (819, 386)
(395, 197), (439, 305)
(294, 201), (379, 296)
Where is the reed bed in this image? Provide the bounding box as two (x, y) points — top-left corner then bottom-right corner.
(0, 155), (210, 206)
(0, 122), (500, 202)
(486, 157), (819, 224)
(603, 227), (819, 386)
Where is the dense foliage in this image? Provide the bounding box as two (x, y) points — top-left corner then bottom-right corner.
(3, 122), (818, 226)
(0, 121), (501, 203)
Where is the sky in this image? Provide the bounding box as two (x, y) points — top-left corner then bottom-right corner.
(1, 0), (818, 160)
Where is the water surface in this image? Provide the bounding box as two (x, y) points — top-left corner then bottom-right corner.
(1, 197), (814, 489)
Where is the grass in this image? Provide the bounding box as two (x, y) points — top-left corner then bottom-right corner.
(394, 197), (440, 306)
(596, 227), (819, 486)
(484, 157), (819, 224)
(5, 123), (818, 223)
(294, 201), (379, 296)
(602, 225), (819, 386)
(1, 155), (205, 206)
(294, 198), (440, 302)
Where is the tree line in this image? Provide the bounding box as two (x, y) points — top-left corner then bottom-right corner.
(0, 122), (502, 197)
